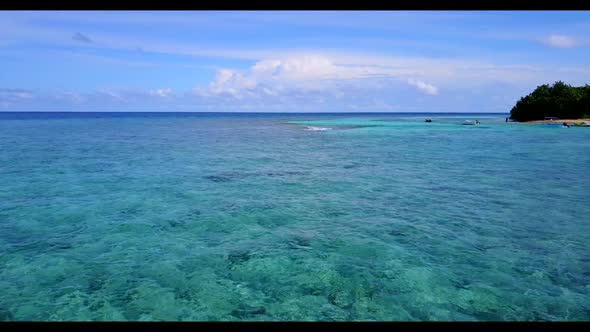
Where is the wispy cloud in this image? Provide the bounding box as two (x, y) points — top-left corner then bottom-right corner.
(3, 11), (590, 113)
(47, 49), (158, 68)
(52, 91), (86, 104)
(0, 88), (34, 100)
(0, 88), (35, 109)
(149, 88), (173, 98)
(4, 13), (589, 80)
(542, 34), (579, 48)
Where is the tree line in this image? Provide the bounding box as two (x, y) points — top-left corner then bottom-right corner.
(509, 81), (590, 122)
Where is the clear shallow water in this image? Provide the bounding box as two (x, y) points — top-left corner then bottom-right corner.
(0, 112), (589, 321)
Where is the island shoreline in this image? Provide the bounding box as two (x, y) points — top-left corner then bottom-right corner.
(519, 118), (590, 124)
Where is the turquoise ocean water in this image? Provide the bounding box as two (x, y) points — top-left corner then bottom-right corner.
(0, 112), (589, 321)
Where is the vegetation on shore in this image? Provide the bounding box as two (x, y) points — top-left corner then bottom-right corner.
(509, 81), (590, 122)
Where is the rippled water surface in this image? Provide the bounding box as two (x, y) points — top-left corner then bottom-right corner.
(1, 112), (589, 321)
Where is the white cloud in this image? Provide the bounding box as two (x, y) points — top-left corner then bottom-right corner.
(96, 90), (125, 102)
(195, 54), (445, 100)
(4, 12), (590, 112)
(191, 51), (590, 104)
(149, 88), (173, 98)
(543, 34), (578, 48)
(250, 56), (340, 80)
(407, 78), (439, 95)
(196, 52), (567, 102)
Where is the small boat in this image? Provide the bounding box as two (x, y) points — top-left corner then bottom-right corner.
(425, 119), (432, 123)
(462, 120), (480, 125)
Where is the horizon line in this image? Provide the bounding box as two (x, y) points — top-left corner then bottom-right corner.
(0, 111), (510, 114)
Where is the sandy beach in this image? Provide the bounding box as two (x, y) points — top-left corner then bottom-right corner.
(523, 118), (590, 124)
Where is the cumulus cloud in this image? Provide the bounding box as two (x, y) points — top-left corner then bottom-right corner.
(203, 56), (341, 97)
(194, 52), (586, 103)
(72, 32), (93, 44)
(407, 78), (439, 95)
(543, 34), (578, 48)
(202, 69), (258, 98)
(194, 54), (442, 101)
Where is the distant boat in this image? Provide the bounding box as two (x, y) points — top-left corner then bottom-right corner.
(425, 119), (432, 123)
(462, 120), (480, 125)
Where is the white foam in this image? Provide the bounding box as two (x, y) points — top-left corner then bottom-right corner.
(305, 126), (332, 131)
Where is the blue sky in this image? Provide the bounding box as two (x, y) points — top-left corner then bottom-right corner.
(1, 11), (590, 112)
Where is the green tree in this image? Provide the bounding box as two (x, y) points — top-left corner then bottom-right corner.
(509, 81), (590, 121)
